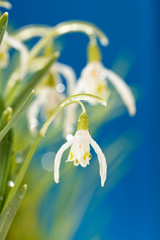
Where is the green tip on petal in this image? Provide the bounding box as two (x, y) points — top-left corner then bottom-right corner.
(77, 112), (89, 130)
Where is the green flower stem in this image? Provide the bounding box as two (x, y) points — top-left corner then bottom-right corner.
(28, 21), (109, 60)
(76, 101), (86, 113)
(1, 93), (106, 214)
(40, 93), (106, 136)
(14, 21), (108, 45)
(6, 21), (108, 98)
(13, 25), (51, 41)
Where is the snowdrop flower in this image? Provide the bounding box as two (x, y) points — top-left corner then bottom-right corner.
(77, 42), (136, 116)
(54, 112), (107, 187)
(0, 35), (9, 68)
(77, 61), (110, 101)
(27, 72), (64, 134)
(27, 62), (77, 135)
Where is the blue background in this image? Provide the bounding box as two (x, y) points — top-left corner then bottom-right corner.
(8, 0), (160, 239)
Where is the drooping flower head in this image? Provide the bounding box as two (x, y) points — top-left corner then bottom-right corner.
(54, 111), (107, 187)
(27, 68), (64, 134)
(27, 62), (77, 136)
(76, 40), (136, 116)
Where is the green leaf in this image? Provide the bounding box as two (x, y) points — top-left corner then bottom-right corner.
(0, 96), (5, 117)
(10, 53), (59, 112)
(0, 108), (13, 211)
(0, 90), (34, 142)
(0, 184), (27, 240)
(0, 12), (8, 45)
(2, 136), (40, 214)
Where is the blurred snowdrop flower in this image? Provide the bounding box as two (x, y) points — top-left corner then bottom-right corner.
(0, 35), (9, 68)
(27, 73), (64, 134)
(77, 61), (110, 101)
(77, 41), (136, 116)
(54, 112), (107, 187)
(53, 62), (76, 95)
(27, 62), (77, 136)
(0, 32), (29, 79)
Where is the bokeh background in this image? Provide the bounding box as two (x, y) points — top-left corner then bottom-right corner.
(5, 0), (160, 239)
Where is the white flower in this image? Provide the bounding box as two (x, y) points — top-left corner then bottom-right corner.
(53, 62), (76, 95)
(0, 37), (9, 68)
(77, 62), (110, 101)
(54, 113), (107, 187)
(77, 61), (136, 116)
(27, 62), (77, 136)
(27, 86), (64, 134)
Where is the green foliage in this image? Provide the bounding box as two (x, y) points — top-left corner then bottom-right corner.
(0, 91), (34, 142)
(0, 185), (27, 240)
(0, 12), (8, 45)
(0, 107), (13, 211)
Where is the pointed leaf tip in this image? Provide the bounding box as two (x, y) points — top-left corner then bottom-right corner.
(0, 12), (8, 45)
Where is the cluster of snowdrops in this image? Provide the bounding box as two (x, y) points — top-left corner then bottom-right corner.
(0, 1), (136, 190)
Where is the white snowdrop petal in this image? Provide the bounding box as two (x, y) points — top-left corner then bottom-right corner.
(53, 62), (76, 95)
(69, 130), (91, 167)
(76, 62), (109, 102)
(66, 133), (74, 141)
(54, 139), (73, 183)
(6, 34), (29, 80)
(27, 97), (42, 135)
(107, 69), (136, 116)
(89, 135), (107, 187)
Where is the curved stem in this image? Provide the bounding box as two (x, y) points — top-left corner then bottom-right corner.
(7, 21), (108, 96)
(76, 100), (86, 113)
(27, 21), (108, 60)
(40, 93), (106, 136)
(13, 25), (51, 41)
(0, 1), (11, 9)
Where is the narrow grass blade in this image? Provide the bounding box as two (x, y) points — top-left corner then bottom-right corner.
(0, 107), (13, 211)
(0, 184), (27, 240)
(0, 90), (34, 142)
(0, 12), (8, 45)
